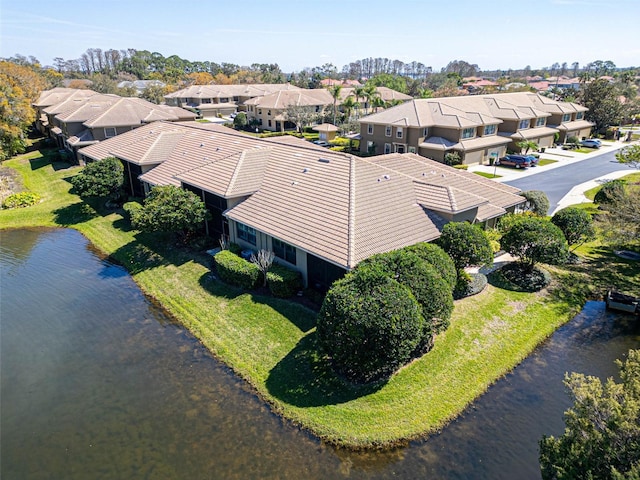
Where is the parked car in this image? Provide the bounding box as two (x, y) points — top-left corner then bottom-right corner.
(524, 154), (539, 166)
(497, 154), (533, 169)
(313, 140), (330, 147)
(580, 138), (602, 148)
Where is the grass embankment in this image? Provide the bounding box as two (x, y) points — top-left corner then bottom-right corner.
(2, 148), (639, 448)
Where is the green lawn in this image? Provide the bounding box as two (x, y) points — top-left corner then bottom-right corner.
(474, 171), (503, 179)
(2, 148), (637, 448)
(537, 158), (558, 167)
(584, 171), (640, 200)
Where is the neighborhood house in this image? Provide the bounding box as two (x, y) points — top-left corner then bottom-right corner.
(79, 121), (526, 290)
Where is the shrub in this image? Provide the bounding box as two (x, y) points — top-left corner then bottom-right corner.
(266, 263), (303, 298)
(453, 164), (469, 170)
(213, 250), (261, 289)
(484, 228), (502, 254)
(317, 269), (424, 383)
(521, 190), (550, 216)
(497, 211), (537, 233)
(70, 157), (124, 201)
(358, 249), (453, 336)
(501, 217), (568, 272)
(438, 222), (493, 271)
(594, 179), (627, 205)
(444, 151), (462, 166)
(402, 242), (457, 291)
(2, 191), (40, 209)
(130, 185), (209, 236)
(122, 201), (142, 221)
(567, 135), (580, 144)
(551, 207), (596, 250)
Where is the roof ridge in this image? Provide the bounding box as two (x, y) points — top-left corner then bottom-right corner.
(347, 156), (356, 268)
(226, 150), (247, 196)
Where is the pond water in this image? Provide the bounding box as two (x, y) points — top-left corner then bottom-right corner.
(1, 228), (638, 479)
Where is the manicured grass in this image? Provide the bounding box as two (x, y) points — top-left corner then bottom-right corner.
(537, 158), (558, 166)
(474, 171), (503, 179)
(3, 148), (636, 448)
(583, 171), (640, 200)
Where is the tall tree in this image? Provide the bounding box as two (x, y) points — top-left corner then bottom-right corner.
(539, 350), (640, 480)
(0, 61), (47, 160)
(329, 84), (342, 125)
(580, 78), (624, 133)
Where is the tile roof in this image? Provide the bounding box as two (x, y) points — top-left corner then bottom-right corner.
(244, 89), (333, 108)
(78, 121), (525, 269)
(164, 83), (302, 99)
(359, 92), (588, 129)
(34, 88), (98, 108)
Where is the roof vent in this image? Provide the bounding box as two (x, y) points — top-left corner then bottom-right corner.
(441, 174), (446, 177)
(383, 174), (391, 180)
(291, 181), (298, 185)
(200, 143), (204, 147)
(302, 168), (309, 173)
(318, 158), (330, 163)
(216, 147), (220, 151)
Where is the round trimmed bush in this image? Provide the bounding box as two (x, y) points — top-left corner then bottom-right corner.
(316, 269), (424, 383)
(438, 222), (493, 271)
(521, 190), (550, 216)
(358, 249), (453, 335)
(594, 179), (626, 205)
(501, 217), (568, 271)
(1, 191), (40, 209)
(402, 242), (457, 291)
(551, 207), (595, 248)
(213, 250), (261, 289)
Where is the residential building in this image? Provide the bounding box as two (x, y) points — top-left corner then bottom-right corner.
(244, 89), (333, 131)
(164, 83), (302, 119)
(38, 89), (196, 161)
(79, 121), (525, 290)
(358, 92), (592, 164)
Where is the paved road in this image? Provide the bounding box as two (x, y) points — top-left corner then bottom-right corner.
(504, 149), (635, 213)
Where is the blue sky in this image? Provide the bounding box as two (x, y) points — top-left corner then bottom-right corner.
(1, 0), (638, 73)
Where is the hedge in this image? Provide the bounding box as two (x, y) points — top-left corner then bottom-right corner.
(213, 250), (261, 289)
(266, 263), (303, 298)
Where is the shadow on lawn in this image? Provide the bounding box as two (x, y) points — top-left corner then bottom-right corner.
(53, 202), (98, 225)
(266, 332), (386, 407)
(198, 272), (316, 334)
(28, 149), (74, 171)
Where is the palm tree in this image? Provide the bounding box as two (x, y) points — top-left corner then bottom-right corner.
(362, 83), (379, 115)
(329, 84), (342, 125)
(341, 95), (357, 122)
(353, 86), (365, 119)
(370, 95), (385, 113)
(517, 140), (539, 154)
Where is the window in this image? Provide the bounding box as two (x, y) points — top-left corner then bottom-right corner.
(483, 124), (497, 135)
(462, 127), (475, 139)
(562, 113), (571, 122)
(396, 127), (403, 139)
(518, 119), (530, 130)
(221, 97), (228, 103)
(258, 109), (262, 115)
(202, 98), (211, 104)
(408, 146), (416, 154)
(385, 125), (392, 137)
(366, 141), (375, 154)
(423, 127), (429, 137)
(273, 238), (296, 265)
(104, 127), (117, 138)
(268, 120), (272, 127)
(367, 124), (373, 135)
(576, 112), (584, 120)
(267, 110), (272, 116)
(384, 143), (391, 154)
(233, 96), (239, 102)
(536, 117), (546, 127)
(236, 222), (256, 245)
(395, 144), (406, 154)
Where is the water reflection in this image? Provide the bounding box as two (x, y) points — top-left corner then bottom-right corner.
(1, 228), (638, 479)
